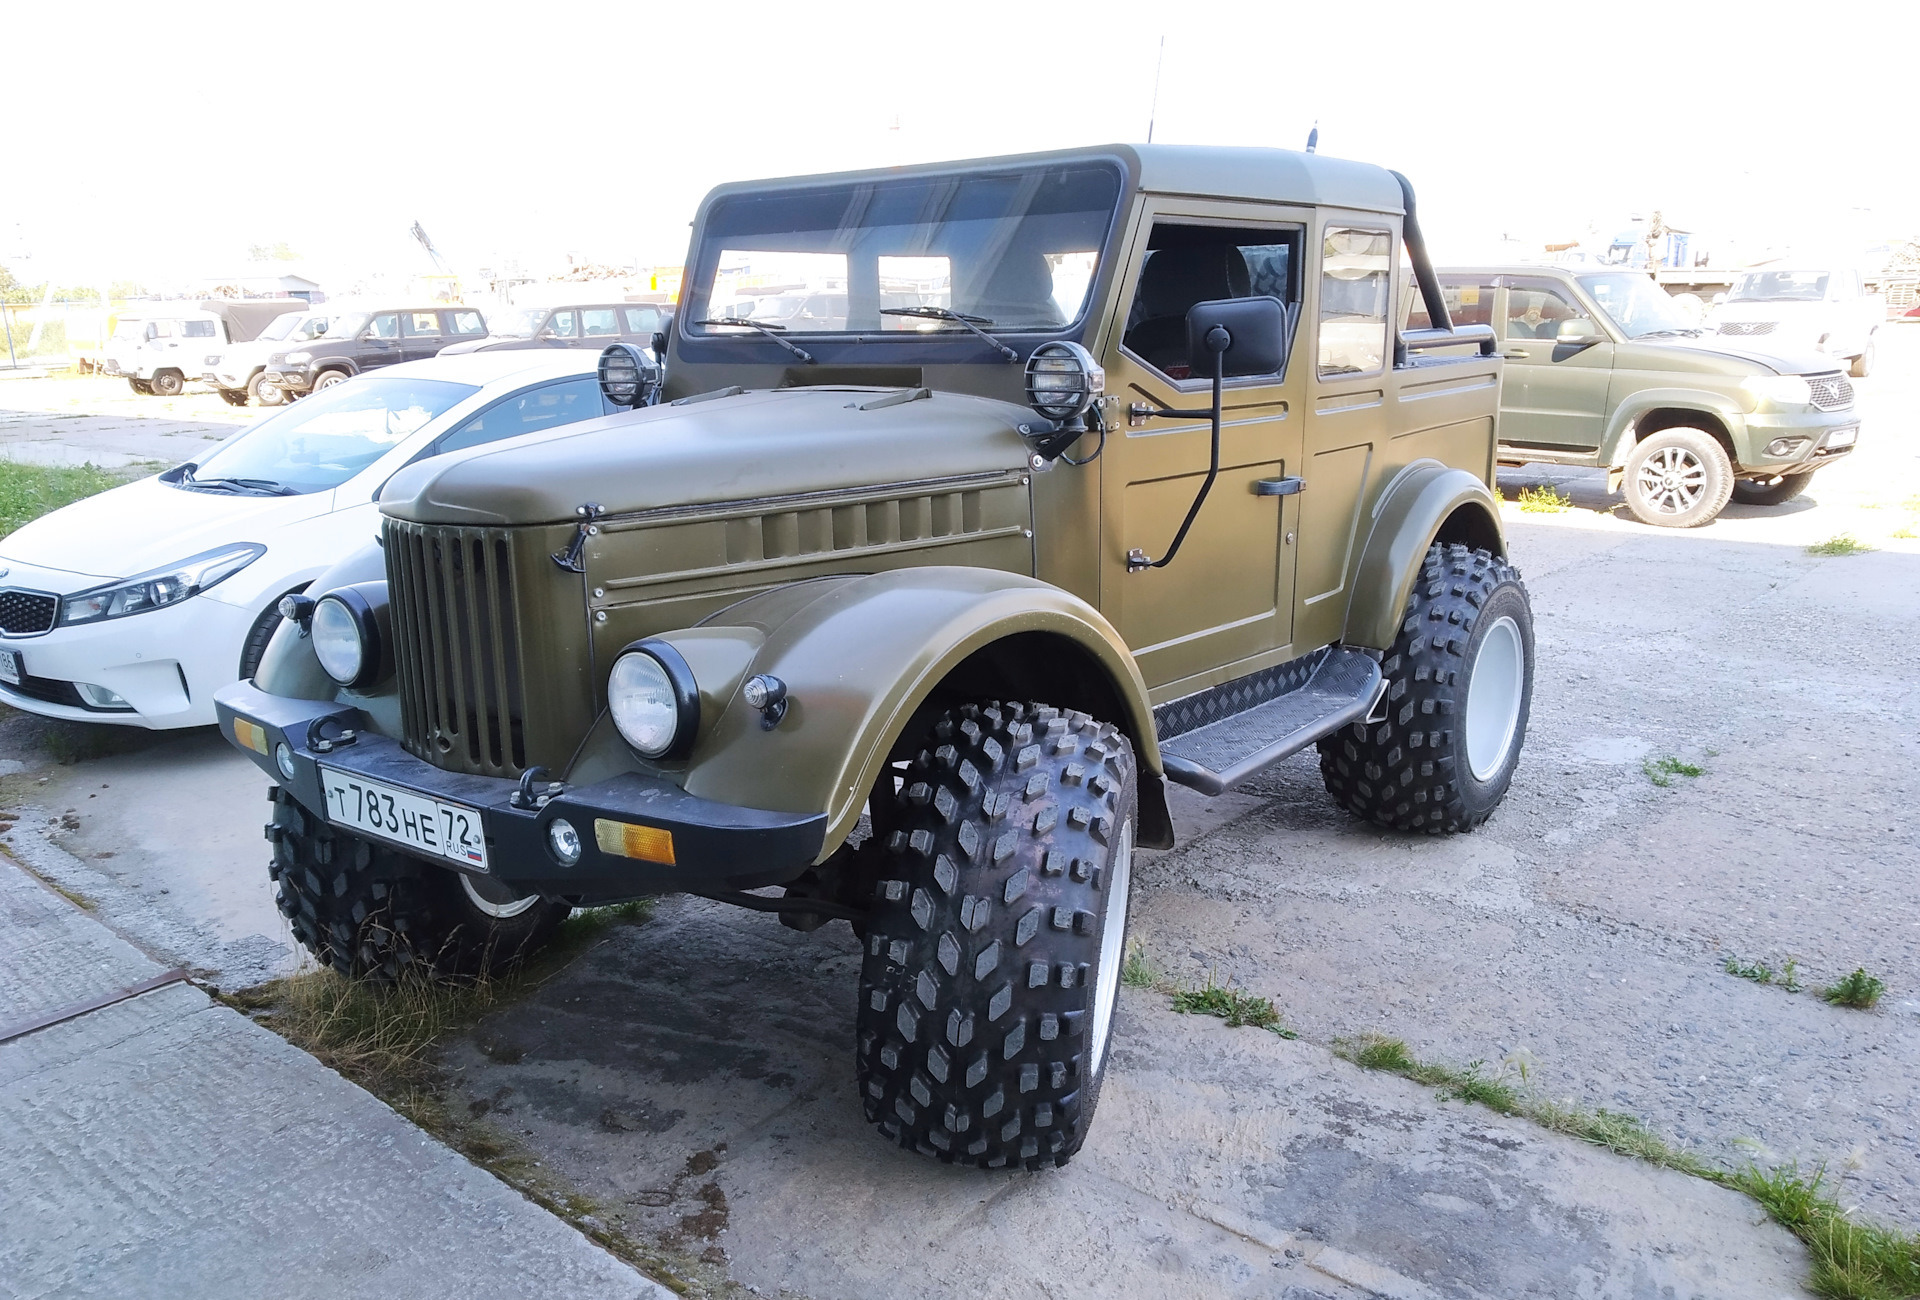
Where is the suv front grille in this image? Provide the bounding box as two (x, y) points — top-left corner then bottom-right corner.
(1718, 321), (1777, 336)
(1806, 373), (1854, 411)
(385, 521), (529, 777)
(0, 589), (59, 636)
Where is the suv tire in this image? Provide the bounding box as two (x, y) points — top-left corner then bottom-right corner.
(266, 786), (569, 980)
(1849, 340), (1875, 379)
(856, 701), (1136, 1170)
(1732, 471), (1814, 508)
(1622, 427), (1733, 527)
(128, 378), (154, 395)
(217, 387), (250, 407)
(248, 371), (285, 406)
(312, 369), (349, 391)
(1319, 544), (1533, 834)
(150, 369), (185, 397)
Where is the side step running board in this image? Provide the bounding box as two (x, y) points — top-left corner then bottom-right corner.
(1156, 648), (1384, 797)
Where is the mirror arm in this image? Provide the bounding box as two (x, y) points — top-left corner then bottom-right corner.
(1127, 349), (1225, 572)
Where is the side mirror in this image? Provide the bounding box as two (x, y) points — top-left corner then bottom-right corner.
(1556, 317), (1607, 346)
(1185, 296), (1288, 379)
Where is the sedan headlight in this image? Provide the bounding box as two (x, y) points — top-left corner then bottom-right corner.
(283, 351), (312, 365)
(1741, 374), (1812, 407)
(608, 642), (699, 759)
(60, 543), (264, 626)
(309, 584), (388, 688)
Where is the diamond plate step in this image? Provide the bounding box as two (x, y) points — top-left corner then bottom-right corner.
(1155, 648), (1383, 796)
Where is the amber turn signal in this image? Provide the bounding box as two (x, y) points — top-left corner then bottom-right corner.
(233, 718), (271, 756)
(593, 818), (676, 865)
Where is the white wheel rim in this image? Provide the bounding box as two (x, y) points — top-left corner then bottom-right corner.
(1465, 615), (1525, 782)
(460, 872), (541, 920)
(1088, 817), (1133, 1078)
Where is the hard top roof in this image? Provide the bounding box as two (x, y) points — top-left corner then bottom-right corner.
(700, 143), (1408, 217)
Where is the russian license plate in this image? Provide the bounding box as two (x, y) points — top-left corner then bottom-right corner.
(318, 767), (489, 871)
(1826, 427), (1857, 449)
(0, 648), (20, 686)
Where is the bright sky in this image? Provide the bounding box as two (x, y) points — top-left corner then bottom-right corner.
(7, 0), (1916, 289)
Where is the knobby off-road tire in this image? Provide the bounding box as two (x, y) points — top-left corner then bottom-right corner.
(856, 702), (1137, 1170)
(266, 786), (569, 980)
(1731, 471), (1815, 507)
(1622, 427), (1733, 528)
(1319, 544), (1534, 834)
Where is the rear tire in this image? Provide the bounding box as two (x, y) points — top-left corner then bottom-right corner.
(1622, 427), (1733, 527)
(855, 701), (1137, 1170)
(1732, 471), (1814, 507)
(150, 369), (185, 397)
(1319, 544), (1534, 833)
(218, 387), (250, 407)
(249, 371), (285, 406)
(266, 786), (569, 980)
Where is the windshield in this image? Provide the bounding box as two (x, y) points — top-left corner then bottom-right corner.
(319, 312), (370, 340)
(110, 319), (146, 341)
(186, 376), (476, 494)
(487, 307), (544, 338)
(687, 161), (1122, 339)
(257, 312), (303, 342)
(1729, 271), (1828, 303)
(1576, 273), (1693, 338)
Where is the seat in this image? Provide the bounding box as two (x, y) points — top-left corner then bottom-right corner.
(1124, 245), (1252, 374)
(960, 247), (1064, 328)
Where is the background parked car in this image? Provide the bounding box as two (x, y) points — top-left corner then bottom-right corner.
(202, 307), (334, 407)
(100, 301), (295, 396)
(1707, 267), (1883, 377)
(263, 305), (488, 397)
(435, 301), (670, 355)
(0, 351), (616, 728)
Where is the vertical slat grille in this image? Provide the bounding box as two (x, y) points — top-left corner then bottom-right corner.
(385, 520), (529, 777)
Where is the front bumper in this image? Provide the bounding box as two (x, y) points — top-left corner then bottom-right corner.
(1736, 411), (1859, 473)
(213, 680), (828, 904)
(262, 367), (311, 392)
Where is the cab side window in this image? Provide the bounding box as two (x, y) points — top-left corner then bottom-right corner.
(1503, 282), (1580, 339)
(182, 319), (217, 339)
(582, 308), (620, 337)
(431, 378), (608, 457)
(402, 311), (442, 338)
(367, 314), (401, 339)
(623, 306), (662, 334)
(1408, 279), (1496, 330)
(542, 310), (579, 339)
(1316, 227), (1392, 377)
(449, 310), (486, 336)
(1121, 222), (1301, 381)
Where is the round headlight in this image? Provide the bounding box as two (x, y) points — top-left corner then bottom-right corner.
(547, 817), (582, 867)
(310, 596), (366, 685)
(1024, 340), (1103, 422)
(598, 342), (662, 409)
(608, 643), (698, 758)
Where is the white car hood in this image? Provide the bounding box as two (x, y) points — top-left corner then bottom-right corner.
(0, 476), (331, 584)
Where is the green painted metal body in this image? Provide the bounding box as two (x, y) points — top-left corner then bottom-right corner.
(260, 144), (1509, 865)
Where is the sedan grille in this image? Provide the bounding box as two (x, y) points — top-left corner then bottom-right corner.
(1717, 321), (1777, 336)
(1806, 373), (1854, 411)
(0, 589), (59, 636)
(385, 521), (529, 777)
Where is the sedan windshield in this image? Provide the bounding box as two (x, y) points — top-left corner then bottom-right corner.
(1729, 271), (1828, 303)
(1576, 273), (1693, 338)
(487, 307), (544, 338)
(186, 377), (477, 494)
(687, 161), (1122, 339)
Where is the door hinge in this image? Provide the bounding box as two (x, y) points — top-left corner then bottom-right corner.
(551, 502), (606, 573)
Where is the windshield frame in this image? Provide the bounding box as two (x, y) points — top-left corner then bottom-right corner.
(678, 157), (1128, 362)
(1573, 272), (1694, 340)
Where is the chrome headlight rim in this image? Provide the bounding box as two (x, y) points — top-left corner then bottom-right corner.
(1023, 340), (1104, 423)
(608, 639), (700, 760)
(598, 342), (662, 409)
(310, 585), (385, 688)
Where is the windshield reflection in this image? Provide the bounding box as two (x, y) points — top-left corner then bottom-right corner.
(1576, 273), (1693, 338)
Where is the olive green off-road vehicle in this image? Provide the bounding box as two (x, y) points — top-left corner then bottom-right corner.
(217, 144), (1534, 1170)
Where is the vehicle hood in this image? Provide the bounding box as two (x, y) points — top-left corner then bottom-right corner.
(1649, 335), (1839, 376)
(379, 387), (1035, 528)
(0, 475), (331, 583)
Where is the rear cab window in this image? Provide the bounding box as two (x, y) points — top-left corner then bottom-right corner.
(403, 311), (442, 338)
(622, 306), (663, 334)
(1317, 226), (1392, 377)
(449, 310), (487, 336)
(582, 308), (620, 337)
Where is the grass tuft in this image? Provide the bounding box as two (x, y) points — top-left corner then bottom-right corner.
(1725, 955), (1802, 991)
(1807, 534), (1873, 557)
(1823, 968), (1887, 1011)
(1120, 942), (1162, 990)
(1516, 484), (1573, 513)
(1170, 977), (1298, 1037)
(0, 460), (139, 539)
(1643, 755), (1704, 788)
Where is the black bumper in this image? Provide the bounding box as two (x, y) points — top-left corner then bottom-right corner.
(213, 681), (827, 904)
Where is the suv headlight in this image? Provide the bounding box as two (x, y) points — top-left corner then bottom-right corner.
(309, 583), (389, 688)
(608, 642), (699, 759)
(60, 543), (264, 626)
(1741, 374), (1812, 407)
(283, 351), (312, 365)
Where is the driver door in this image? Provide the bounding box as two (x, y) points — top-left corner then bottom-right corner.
(1497, 276), (1614, 452)
(1097, 204), (1307, 697)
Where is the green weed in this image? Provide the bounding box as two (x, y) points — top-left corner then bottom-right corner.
(1516, 484), (1573, 513)
(0, 460), (127, 538)
(1807, 534), (1873, 557)
(1643, 756), (1705, 787)
(1725, 956), (1776, 984)
(1171, 977), (1298, 1037)
(1121, 942), (1162, 990)
(1823, 968), (1887, 1011)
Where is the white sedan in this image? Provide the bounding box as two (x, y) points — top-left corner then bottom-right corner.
(0, 351), (615, 728)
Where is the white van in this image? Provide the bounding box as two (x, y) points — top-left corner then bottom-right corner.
(201, 307), (333, 406)
(101, 301), (304, 396)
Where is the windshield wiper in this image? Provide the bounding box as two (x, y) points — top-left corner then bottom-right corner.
(693, 318), (814, 363)
(1635, 328), (1705, 339)
(879, 307), (1018, 362)
(186, 474), (299, 496)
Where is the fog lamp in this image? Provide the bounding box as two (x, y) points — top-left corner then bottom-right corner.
(547, 818), (583, 867)
(274, 742), (296, 781)
(1765, 437), (1806, 457)
(75, 683), (130, 709)
(1024, 341), (1103, 423)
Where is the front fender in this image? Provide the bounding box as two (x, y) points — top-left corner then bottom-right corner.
(254, 540), (396, 728)
(1601, 389), (1748, 466)
(1342, 460), (1505, 652)
(640, 568), (1159, 856)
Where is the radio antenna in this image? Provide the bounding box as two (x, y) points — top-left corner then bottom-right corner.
(1146, 36), (1165, 142)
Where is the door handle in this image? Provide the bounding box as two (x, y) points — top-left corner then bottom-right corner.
(1253, 476), (1304, 496)
(1499, 350), (1528, 359)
